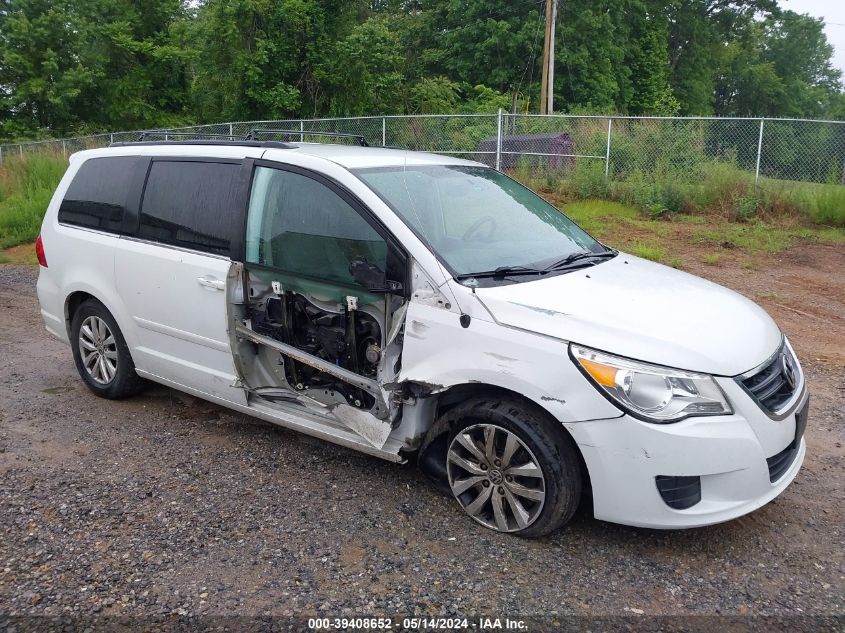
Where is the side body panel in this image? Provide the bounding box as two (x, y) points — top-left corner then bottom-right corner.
(398, 279), (623, 425)
(114, 241), (244, 404)
(36, 156), (120, 345)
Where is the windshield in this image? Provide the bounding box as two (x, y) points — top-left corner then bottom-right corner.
(355, 165), (605, 278)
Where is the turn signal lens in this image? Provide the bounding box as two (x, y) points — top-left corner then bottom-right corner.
(578, 357), (618, 387)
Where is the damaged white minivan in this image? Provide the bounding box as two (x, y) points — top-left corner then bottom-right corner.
(36, 134), (808, 536)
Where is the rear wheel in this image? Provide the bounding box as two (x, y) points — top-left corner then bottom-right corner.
(442, 399), (581, 537)
(70, 299), (145, 399)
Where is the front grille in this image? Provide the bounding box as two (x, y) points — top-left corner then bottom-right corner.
(738, 344), (801, 415)
(655, 475), (701, 510)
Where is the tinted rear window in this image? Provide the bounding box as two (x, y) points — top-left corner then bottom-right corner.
(58, 156), (143, 232)
(139, 161), (241, 255)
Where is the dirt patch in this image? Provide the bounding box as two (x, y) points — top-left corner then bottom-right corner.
(598, 219), (845, 364)
(1, 242), (37, 265)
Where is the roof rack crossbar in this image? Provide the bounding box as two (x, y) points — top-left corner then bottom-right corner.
(246, 128), (369, 147)
(136, 131), (239, 141)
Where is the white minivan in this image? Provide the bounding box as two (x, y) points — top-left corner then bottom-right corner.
(36, 135), (808, 536)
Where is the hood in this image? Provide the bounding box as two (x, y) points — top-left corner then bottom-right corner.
(471, 254), (782, 376)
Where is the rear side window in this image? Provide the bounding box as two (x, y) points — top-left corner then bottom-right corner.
(58, 157), (143, 232)
(139, 161), (241, 255)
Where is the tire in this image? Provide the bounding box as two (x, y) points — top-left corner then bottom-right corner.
(70, 299), (145, 399)
(441, 398), (581, 537)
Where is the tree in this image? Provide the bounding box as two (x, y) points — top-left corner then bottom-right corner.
(77, 0), (193, 130)
(317, 17), (406, 116)
(0, 0), (96, 138)
(0, 0), (192, 140)
(763, 11), (843, 117)
(667, 0), (778, 114)
(619, 0), (679, 114)
(554, 0), (624, 112)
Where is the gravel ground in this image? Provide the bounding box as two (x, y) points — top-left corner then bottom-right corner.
(0, 261), (843, 629)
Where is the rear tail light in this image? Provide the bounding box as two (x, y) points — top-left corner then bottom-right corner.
(35, 234), (48, 267)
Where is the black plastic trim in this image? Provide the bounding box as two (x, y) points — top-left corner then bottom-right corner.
(110, 140), (294, 149)
(655, 475), (701, 510)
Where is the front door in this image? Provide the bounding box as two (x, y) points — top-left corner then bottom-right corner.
(241, 164), (406, 443)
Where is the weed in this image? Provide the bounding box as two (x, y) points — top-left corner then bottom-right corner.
(0, 153), (66, 249)
(702, 252), (721, 265)
(630, 242), (664, 262)
(734, 195), (760, 221)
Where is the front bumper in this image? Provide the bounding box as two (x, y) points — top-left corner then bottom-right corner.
(566, 382), (808, 529)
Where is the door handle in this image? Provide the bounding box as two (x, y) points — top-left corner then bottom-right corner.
(197, 276), (225, 291)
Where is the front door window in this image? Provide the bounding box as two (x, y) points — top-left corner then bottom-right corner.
(246, 166), (387, 289)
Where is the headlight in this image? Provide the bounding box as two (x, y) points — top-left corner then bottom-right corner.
(570, 344), (732, 423)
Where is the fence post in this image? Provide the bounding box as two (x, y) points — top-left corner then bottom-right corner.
(755, 119), (765, 185)
(20, 144), (23, 158)
(0, 146), (3, 164)
(300, 120), (304, 142)
(382, 117), (386, 147)
(62, 140), (67, 158)
(495, 108), (503, 170)
(604, 118), (613, 179)
(229, 122), (234, 139)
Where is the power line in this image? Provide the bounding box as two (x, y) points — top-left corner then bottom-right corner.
(514, 8), (545, 108)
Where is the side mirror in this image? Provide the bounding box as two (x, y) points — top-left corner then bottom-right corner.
(350, 256), (385, 288)
(349, 256), (404, 295)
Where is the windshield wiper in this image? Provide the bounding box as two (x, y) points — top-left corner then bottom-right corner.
(543, 249), (616, 271)
(455, 265), (546, 281)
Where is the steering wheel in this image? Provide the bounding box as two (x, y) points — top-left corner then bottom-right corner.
(462, 215), (497, 241)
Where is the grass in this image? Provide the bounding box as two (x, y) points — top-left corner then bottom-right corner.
(0, 153), (66, 249)
(629, 242), (665, 262)
(546, 192), (844, 268)
(524, 159), (845, 228)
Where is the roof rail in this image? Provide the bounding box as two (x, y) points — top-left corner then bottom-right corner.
(246, 128), (369, 147)
(135, 131), (241, 141)
(109, 139), (295, 149)
(110, 131), (295, 149)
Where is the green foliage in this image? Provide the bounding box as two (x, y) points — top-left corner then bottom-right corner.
(320, 17), (406, 116)
(630, 242), (665, 262)
(0, 153), (66, 248)
(569, 161), (610, 200)
(0, 0), (192, 139)
(1, 0), (843, 140)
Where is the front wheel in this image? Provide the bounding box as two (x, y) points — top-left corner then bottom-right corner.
(443, 399), (582, 537)
(70, 299), (145, 399)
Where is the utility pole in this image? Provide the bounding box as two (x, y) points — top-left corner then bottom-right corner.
(539, 0), (558, 114)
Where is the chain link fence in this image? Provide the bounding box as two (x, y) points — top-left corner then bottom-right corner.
(3, 112), (844, 190)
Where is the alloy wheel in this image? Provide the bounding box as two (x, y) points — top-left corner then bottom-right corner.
(78, 316), (118, 385)
(447, 423), (546, 532)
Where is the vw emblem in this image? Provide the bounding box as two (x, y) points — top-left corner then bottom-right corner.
(781, 353), (797, 390)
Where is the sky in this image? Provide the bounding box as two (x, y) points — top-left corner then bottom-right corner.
(781, 0), (845, 75)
